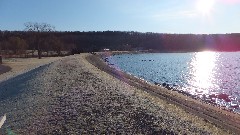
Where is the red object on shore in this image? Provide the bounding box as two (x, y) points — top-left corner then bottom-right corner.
(217, 93), (231, 102)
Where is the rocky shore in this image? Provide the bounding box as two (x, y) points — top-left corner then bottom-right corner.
(0, 54), (230, 134)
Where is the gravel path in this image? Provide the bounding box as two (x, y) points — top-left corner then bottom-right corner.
(0, 54), (229, 134)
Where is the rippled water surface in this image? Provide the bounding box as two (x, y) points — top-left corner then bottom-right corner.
(107, 52), (240, 112)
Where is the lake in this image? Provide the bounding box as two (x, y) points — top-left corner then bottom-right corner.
(107, 52), (240, 113)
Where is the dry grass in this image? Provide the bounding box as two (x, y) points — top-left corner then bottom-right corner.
(0, 57), (62, 82)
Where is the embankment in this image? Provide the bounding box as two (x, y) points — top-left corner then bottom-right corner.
(86, 52), (240, 134)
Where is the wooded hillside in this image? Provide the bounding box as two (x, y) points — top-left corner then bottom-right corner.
(1, 30), (240, 57)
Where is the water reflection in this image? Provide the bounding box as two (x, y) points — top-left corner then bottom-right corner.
(188, 51), (219, 95)
(109, 52), (240, 112)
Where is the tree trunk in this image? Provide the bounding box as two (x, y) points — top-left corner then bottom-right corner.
(32, 50), (34, 57)
(38, 49), (42, 59)
(0, 56), (2, 64)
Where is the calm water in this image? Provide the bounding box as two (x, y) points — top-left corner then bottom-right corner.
(107, 52), (240, 113)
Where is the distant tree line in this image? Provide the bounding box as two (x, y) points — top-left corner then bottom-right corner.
(1, 29), (240, 58)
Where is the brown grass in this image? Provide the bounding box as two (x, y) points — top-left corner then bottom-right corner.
(0, 57), (62, 82)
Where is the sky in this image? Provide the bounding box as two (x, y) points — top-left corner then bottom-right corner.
(0, 0), (240, 34)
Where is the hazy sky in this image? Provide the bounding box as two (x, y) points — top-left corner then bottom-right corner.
(0, 0), (240, 33)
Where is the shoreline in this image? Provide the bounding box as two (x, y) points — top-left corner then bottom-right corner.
(86, 52), (240, 134)
(102, 50), (240, 56)
(103, 51), (240, 113)
(96, 51), (186, 56)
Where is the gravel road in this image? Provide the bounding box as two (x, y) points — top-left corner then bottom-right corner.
(0, 54), (229, 134)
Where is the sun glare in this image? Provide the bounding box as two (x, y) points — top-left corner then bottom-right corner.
(189, 51), (218, 94)
(196, 0), (215, 16)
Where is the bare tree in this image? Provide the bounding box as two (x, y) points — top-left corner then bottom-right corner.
(24, 22), (55, 59)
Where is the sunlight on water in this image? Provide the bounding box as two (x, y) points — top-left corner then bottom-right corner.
(189, 51), (219, 95)
(109, 52), (240, 112)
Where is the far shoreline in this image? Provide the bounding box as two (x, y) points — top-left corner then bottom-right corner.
(101, 50), (240, 56)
